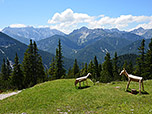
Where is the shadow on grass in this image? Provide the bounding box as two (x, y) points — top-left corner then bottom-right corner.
(126, 89), (149, 95)
(77, 86), (91, 89)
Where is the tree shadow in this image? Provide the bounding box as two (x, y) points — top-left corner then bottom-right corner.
(77, 86), (91, 89)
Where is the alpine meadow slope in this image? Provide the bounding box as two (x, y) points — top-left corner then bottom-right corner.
(0, 79), (152, 113)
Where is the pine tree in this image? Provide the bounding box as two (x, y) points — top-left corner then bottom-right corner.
(22, 40), (46, 88)
(33, 41), (46, 84)
(98, 64), (102, 74)
(36, 56), (46, 82)
(88, 60), (94, 75)
(100, 53), (113, 83)
(144, 38), (152, 79)
(88, 60), (96, 84)
(127, 61), (133, 74)
(1, 58), (12, 81)
(80, 63), (88, 76)
(6, 58), (12, 79)
(135, 39), (145, 77)
(55, 39), (66, 79)
(12, 53), (24, 90)
(94, 56), (100, 80)
(113, 52), (120, 81)
(48, 57), (56, 80)
(67, 67), (73, 78)
(22, 40), (34, 87)
(72, 59), (79, 78)
(1, 59), (7, 80)
(121, 61), (128, 81)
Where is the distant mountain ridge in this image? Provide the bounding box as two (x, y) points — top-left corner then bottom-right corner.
(2, 26), (65, 44)
(67, 27), (143, 47)
(1, 26), (151, 64)
(131, 27), (152, 39)
(37, 27), (144, 63)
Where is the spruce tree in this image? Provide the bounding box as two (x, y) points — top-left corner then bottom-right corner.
(121, 61), (128, 81)
(67, 67), (73, 78)
(22, 40), (34, 87)
(145, 38), (152, 79)
(1, 59), (7, 80)
(88, 60), (96, 84)
(94, 56), (100, 79)
(98, 64), (102, 74)
(12, 53), (24, 90)
(36, 56), (46, 83)
(6, 58), (12, 79)
(80, 63), (88, 76)
(55, 39), (66, 79)
(48, 57), (56, 80)
(88, 60), (94, 75)
(100, 53), (113, 83)
(22, 40), (46, 88)
(33, 41), (46, 84)
(72, 59), (79, 78)
(127, 61), (133, 74)
(113, 52), (120, 81)
(135, 39), (145, 77)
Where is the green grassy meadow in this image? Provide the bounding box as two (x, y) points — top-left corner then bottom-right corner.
(0, 79), (152, 113)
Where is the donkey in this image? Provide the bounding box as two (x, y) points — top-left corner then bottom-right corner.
(75, 73), (91, 88)
(120, 68), (144, 94)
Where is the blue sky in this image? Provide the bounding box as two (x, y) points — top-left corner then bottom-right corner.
(0, 0), (152, 33)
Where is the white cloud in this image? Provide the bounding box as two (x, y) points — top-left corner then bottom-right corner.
(48, 9), (152, 34)
(38, 25), (49, 28)
(9, 24), (27, 28)
(129, 21), (152, 31)
(48, 9), (94, 33)
(0, 28), (2, 31)
(88, 15), (152, 30)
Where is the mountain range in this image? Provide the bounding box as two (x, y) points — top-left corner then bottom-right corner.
(1, 26), (152, 67)
(2, 26), (65, 44)
(0, 32), (74, 70)
(37, 27), (146, 63)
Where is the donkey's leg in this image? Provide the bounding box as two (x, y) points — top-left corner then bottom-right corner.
(86, 79), (88, 86)
(139, 80), (141, 95)
(79, 82), (81, 88)
(142, 80), (144, 91)
(126, 79), (131, 91)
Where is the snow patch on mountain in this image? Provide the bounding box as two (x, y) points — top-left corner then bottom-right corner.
(0, 49), (5, 54)
(1, 44), (16, 48)
(72, 49), (78, 53)
(116, 40), (119, 45)
(80, 32), (89, 39)
(77, 32), (90, 44)
(105, 48), (108, 52)
(100, 47), (109, 53)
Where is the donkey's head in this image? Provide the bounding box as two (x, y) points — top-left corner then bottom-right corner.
(87, 73), (91, 77)
(120, 68), (127, 76)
